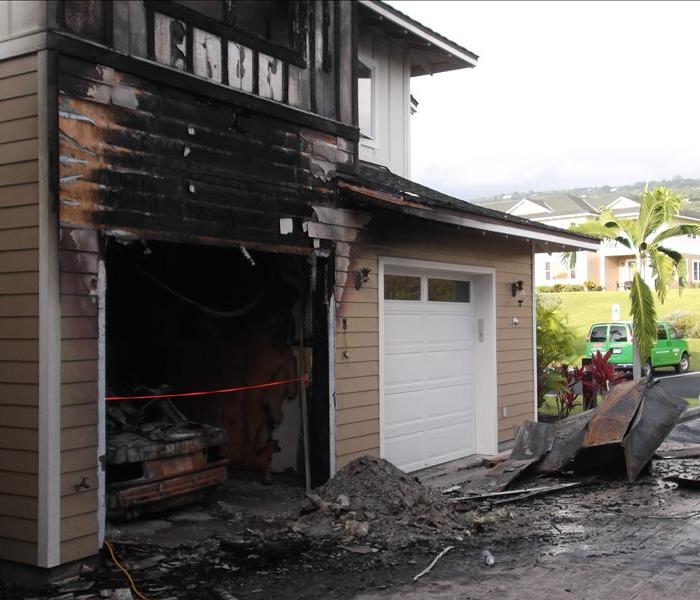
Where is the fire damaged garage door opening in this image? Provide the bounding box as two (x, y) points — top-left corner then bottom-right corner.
(104, 239), (316, 520)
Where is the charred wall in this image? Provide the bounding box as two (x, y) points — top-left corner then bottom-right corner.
(57, 54), (354, 249)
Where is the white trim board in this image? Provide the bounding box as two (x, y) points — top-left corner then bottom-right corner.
(37, 48), (61, 568)
(378, 256), (498, 469)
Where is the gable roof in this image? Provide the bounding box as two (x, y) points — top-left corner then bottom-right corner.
(337, 162), (599, 250)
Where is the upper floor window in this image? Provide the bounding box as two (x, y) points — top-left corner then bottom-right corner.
(358, 60), (375, 140)
(544, 261), (551, 281)
(693, 260), (700, 282)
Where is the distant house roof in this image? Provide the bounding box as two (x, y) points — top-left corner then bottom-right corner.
(358, 0), (479, 75)
(337, 162), (599, 250)
(475, 190), (700, 223)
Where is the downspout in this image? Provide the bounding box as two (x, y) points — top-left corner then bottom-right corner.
(532, 240), (538, 421)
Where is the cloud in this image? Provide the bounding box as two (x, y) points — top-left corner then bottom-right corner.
(390, 1), (700, 199)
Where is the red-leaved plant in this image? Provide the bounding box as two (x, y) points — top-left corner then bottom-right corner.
(586, 350), (627, 407)
(555, 351), (626, 418)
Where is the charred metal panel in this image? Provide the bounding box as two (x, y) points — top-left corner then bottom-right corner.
(193, 28), (223, 83)
(258, 53), (284, 102)
(56, 56), (353, 247)
(154, 12), (187, 71)
(227, 41), (254, 92)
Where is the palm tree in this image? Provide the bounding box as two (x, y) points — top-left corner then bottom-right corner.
(568, 187), (700, 378)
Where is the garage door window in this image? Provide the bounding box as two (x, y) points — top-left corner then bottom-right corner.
(428, 278), (470, 303)
(384, 274), (421, 300)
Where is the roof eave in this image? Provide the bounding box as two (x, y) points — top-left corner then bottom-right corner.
(358, 0), (479, 71)
(338, 180), (600, 251)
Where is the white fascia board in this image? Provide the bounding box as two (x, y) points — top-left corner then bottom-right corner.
(358, 0), (478, 67)
(399, 205), (600, 250)
(536, 212), (595, 221)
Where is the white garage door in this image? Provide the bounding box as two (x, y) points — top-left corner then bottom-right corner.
(382, 269), (476, 472)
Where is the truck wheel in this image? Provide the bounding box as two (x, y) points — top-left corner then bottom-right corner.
(675, 353), (690, 374)
(642, 361), (653, 377)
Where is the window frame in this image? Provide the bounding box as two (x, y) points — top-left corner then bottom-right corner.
(693, 260), (700, 282)
(145, 0), (308, 68)
(544, 261), (552, 281)
(356, 56), (378, 147)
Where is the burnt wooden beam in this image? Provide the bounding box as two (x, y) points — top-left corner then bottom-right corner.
(310, 252), (332, 485)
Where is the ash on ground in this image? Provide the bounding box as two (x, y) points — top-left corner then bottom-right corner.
(293, 456), (473, 548)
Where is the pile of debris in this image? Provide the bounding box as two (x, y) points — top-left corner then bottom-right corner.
(293, 456), (472, 548)
(450, 377), (688, 506)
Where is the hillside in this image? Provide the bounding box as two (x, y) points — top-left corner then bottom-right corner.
(474, 176), (700, 212)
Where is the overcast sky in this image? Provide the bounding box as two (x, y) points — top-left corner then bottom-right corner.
(390, 1), (700, 200)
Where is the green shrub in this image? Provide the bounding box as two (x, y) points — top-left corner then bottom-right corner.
(551, 283), (565, 292)
(562, 284), (585, 292)
(537, 285), (554, 293)
(536, 297), (578, 407)
(584, 280), (598, 291)
(664, 310), (700, 337)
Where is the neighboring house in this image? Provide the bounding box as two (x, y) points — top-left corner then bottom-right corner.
(475, 191), (700, 289)
(0, 0), (595, 570)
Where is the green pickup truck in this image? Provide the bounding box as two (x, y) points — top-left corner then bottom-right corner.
(584, 321), (690, 375)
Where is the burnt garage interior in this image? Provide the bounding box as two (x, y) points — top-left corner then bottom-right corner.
(103, 237), (330, 520)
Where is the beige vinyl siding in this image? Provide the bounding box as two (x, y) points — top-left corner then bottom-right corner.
(0, 52), (39, 565)
(334, 223), (536, 469)
(59, 227), (100, 563)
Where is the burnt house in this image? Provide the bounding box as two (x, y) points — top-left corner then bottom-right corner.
(0, 0), (597, 570)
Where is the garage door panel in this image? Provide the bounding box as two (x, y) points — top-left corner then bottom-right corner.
(382, 268), (476, 473)
(424, 384), (473, 419)
(424, 350), (473, 382)
(384, 352), (424, 387)
(425, 421), (474, 465)
(384, 432), (424, 472)
(384, 312), (424, 345)
(424, 313), (474, 342)
(384, 390), (424, 433)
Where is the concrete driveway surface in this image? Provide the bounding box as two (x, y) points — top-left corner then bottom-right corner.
(358, 458), (700, 600)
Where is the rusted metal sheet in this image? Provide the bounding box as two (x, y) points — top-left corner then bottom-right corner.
(458, 421), (555, 495)
(582, 379), (646, 448)
(535, 410), (595, 473)
(622, 381), (687, 481)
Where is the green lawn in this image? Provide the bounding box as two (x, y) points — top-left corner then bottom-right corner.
(540, 394), (699, 417)
(542, 289), (700, 364)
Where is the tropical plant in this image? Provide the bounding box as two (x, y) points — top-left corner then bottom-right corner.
(554, 364), (584, 419)
(585, 350), (627, 407)
(567, 186), (700, 378)
(536, 297), (578, 406)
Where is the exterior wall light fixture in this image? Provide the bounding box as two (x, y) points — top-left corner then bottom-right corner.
(511, 280), (526, 306)
(355, 267), (372, 289)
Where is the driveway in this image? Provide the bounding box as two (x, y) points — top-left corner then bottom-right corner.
(357, 458), (700, 600)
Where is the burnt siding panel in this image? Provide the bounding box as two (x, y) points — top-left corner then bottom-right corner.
(0, 56), (40, 564)
(59, 226), (101, 563)
(57, 56), (351, 247)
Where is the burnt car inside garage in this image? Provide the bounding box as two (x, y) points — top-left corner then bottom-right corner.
(104, 239), (316, 519)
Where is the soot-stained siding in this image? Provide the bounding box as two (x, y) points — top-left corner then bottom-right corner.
(56, 55), (355, 246)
